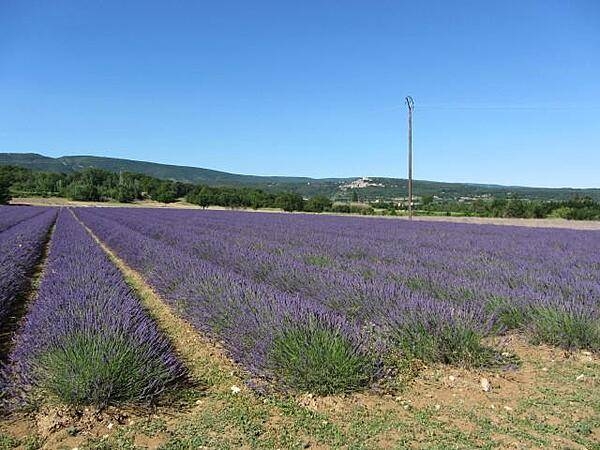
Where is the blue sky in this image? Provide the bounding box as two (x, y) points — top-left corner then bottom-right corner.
(1, 1), (599, 187)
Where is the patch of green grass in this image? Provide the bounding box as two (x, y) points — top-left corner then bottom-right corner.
(0, 434), (19, 450)
(132, 417), (168, 437)
(303, 254), (333, 268)
(81, 430), (136, 450)
(160, 395), (274, 449)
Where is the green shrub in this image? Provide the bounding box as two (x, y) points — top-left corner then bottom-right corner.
(529, 307), (600, 352)
(34, 334), (179, 406)
(486, 297), (527, 331)
(268, 323), (375, 395)
(393, 324), (496, 367)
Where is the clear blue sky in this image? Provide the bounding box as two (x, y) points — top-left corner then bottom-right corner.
(1, 1), (599, 187)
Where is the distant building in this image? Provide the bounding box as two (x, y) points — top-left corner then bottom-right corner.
(340, 177), (385, 190)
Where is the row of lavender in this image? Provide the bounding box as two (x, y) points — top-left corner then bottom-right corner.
(0, 207), (57, 328)
(0, 206), (48, 234)
(78, 208), (600, 352)
(78, 208), (600, 313)
(2, 209), (185, 407)
(74, 208), (378, 393)
(73, 208), (600, 394)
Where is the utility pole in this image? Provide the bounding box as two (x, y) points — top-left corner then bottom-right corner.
(406, 96), (414, 220)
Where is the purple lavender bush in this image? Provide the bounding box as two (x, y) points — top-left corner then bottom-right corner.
(527, 300), (600, 352)
(6, 210), (186, 406)
(268, 313), (376, 394)
(0, 208), (56, 331)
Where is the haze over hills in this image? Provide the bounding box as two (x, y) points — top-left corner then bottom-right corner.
(1, 152), (599, 202)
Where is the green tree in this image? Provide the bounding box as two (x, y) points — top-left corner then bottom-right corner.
(421, 195), (434, 207)
(113, 184), (138, 203)
(305, 195), (332, 213)
(67, 182), (99, 201)
(154, 182), (178, 203)
(504, 197), (527, 218)
(275, 192), (305, 212)
(0, 175), (11, 204)
(187, 186), (213, 208)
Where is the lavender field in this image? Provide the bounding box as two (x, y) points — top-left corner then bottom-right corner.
(71, 207), (600, 393)
(1, 206), (599, 401)
(0, 205), (599, 447)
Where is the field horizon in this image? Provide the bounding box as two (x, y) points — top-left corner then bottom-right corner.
(8, 196), (600, 231)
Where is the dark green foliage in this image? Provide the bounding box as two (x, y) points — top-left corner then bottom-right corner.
(330, 203), (375, 215)
(1, 165), (195, 204)
(2, 152), (600, 202)
(153, 182), (179, 203)
(421, 194), (434, 206)
(186, 185), (278, 209)
(304, 195), (332, 213)
(34, 334), (179, 406)
(0, 175), (10, 204)
(1, 161), (599, 219)
(504, 196), (527, 218)
(417, 195), (600, 220)
(269, 324), (375, 395)
(275, 192), (305, 212)
(112, 184), (138, 203)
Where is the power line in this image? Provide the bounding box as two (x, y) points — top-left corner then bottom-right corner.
(367, 103), (600, 114)
(418, 103), (600, 111)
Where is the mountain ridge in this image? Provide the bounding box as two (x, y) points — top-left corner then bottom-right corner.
(1, 152), (599, 201)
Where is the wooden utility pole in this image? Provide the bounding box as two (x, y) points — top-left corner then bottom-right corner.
(406, 96), (414, 220)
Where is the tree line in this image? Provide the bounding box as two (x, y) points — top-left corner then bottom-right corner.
(403, 195), (600, 220)
(1, 165), (599, 219)
(0, 165), (329, 212)
(0, 165), (192, 204)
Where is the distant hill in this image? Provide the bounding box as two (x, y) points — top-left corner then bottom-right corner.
(1, 152), (599, 202)
(0, 153), (327, 185)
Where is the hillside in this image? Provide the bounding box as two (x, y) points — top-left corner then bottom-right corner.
(1, 152), (599, 201)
